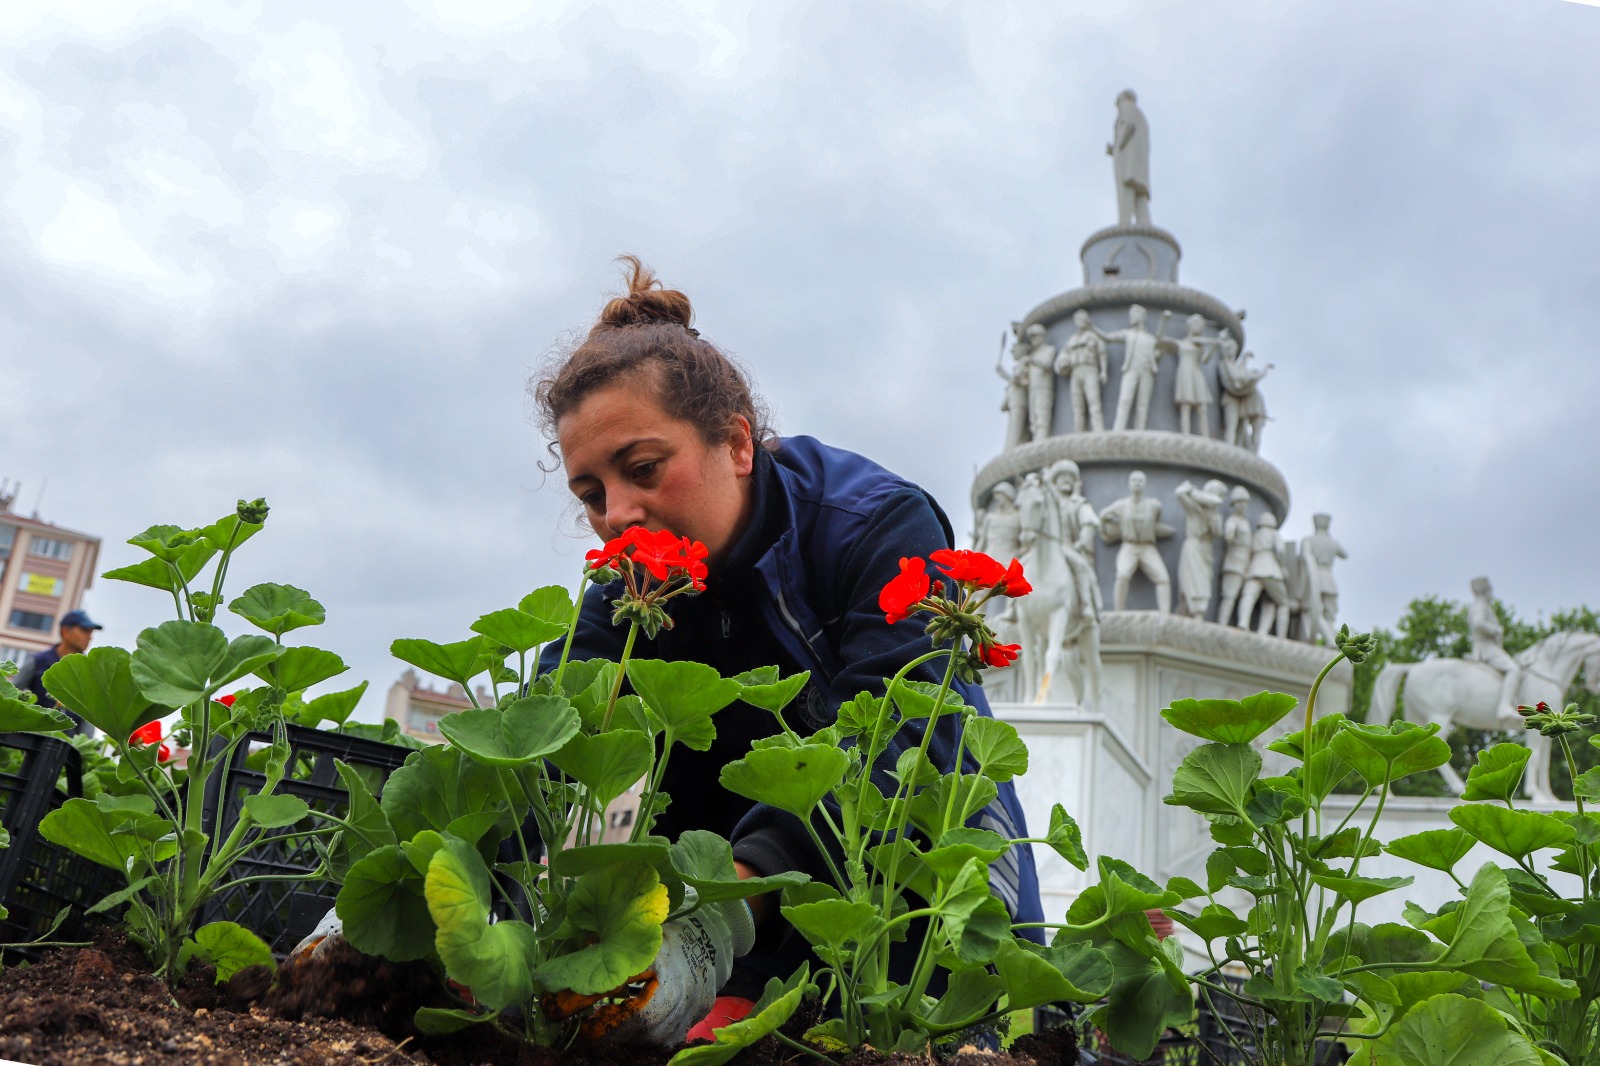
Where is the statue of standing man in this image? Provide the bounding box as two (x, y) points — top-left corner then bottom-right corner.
(1055, 310), (1108, 432)
(1093, 304), (1171, 431)
(1107, 89), (1151, 226)
(1100, 470), (1173, 613)
(1022, 323), (1057, 444)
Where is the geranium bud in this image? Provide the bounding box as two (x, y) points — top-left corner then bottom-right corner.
(236, 498), (270, 524)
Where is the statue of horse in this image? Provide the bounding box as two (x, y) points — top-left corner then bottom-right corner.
(1014, 478), (1101, 709)
(1369, 630), (1600, 802)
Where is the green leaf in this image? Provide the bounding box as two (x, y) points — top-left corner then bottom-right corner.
(924, 966), (1005, 1029)
(533, 862), (670, 996)
(1431, 864), (1578, 998)
(1449, 804), (1574, 860)
(1386, 828), (1478, 874)
(1331, 722), (1452, 786)
(1170, 904), (1247, 944)
(1364, 993), (1544, 1065)
(301, 681), (368, 728)
(922, 828), (1010, 884)
(391, 636), (493, 688)
(0, 697), (74, 733)
(243, 793), (311, 829)
(1460, 743), (1532, 803)
(129, 621), (228, 707)
(103, 540), (216, 592)
(414, 1007), (497, 1035)
(1160, 690), (1298, 744)
(127, 524), (201, 563)
(1094, 939), (1196, 1061)
(719, 744), (847, 818)
(197, 510), (263, 553)
(994, 938), (1112, 1009)
(1045, 804), (1088, 871)
(331, 757), (395, 870)
(439, 695), (581, 768)
(782, 898), (885, 953)
(1345, 922), (1444, 966)
(45, 646), (168, 737)
(518, 585), (575, 625)
(1164, 743), (1258, 816)
(550, 841), (672, 880)
(549, 729), (654, 811)
(190, 922), (275, 982)
(626, 659), (740, 751)
(667, 830), (810, 903)
(1311, 872), (1413, 904)
(1098, 856), (1181, 918)
(907, 773), (997, 839)
(470, 608), (567, 654)
(962, 717), (1028, 781)
(380, 744), (520, 842)
(336, 844), (436, 961)
(426, 837), (536, 1011)
(734, 670), (810, 715)
(667, 965), (811, 1066)
(267, 647), (347, 693)
(228, 583), (326, 636)
(39, 797), (176, 875)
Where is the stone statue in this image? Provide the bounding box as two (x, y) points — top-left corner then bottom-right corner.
(1022, 323), (1057, 444)
(1054, 310), (1108, 433)
(1302, 513), (1347, 646)
(1235, 512), (1290, 637)
(1371, 629), (1600, 801)
(996, 327), (1031, 450)
(1174, 479), (1226, 619)
(1106, 89), (1151, 226)
(1172, 314), (1218, 438)
(1216, 486), (1252, 627)
(1469, 576), (1523, 718)
(1045, 459), (1103, 623)
(1216, 333), (1273, 452)
(1094, 304), (1171, 431)
(1099, 470), (1173, 613)
(974, 481), (1023, 620)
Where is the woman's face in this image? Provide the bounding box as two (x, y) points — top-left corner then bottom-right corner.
(558, 378), (755, 564)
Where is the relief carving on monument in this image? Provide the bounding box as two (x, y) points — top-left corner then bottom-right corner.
(1054, 310), (1108, 433)
(1100, 470), (1174, 613)
(1174, 479), (1227, 620)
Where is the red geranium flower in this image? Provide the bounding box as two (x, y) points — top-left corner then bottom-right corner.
(997, 558), (1031, 598)
(217, 693), (237, 708)
(586, 527), (711, 590)
(929, 549), (1007, 588)
(130, 719), (171, 763)
(978, 641), (1021, 669)
(880, 557), (931, 625)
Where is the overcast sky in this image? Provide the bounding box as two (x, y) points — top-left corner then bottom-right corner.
(3, 0), (1598, 720)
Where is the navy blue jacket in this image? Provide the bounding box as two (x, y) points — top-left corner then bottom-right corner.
(544, 437), (1044, 984)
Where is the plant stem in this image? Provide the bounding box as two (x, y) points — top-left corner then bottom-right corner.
(550, 573), (593, 695)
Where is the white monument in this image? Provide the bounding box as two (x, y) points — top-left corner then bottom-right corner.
(973, 92), (1353, 920)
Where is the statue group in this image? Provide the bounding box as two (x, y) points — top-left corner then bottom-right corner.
(997, 307), (1272, 447)
(974, 471), (1349, 708)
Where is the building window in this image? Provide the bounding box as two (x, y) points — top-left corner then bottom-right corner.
(27, 537), (72, 561)
(8, 610), (54, 633)
(0, 526), (14, 559)
(0, 646), (31, 670)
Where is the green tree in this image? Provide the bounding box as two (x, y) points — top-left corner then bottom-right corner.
(1350, 596), (1598, 798)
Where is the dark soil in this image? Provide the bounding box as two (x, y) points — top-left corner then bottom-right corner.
(0, 932), (421, 1065)
(0, 933), (1078, 1066)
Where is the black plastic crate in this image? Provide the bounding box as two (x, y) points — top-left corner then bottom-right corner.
(198, 724), (413, 954)
(0, 732), (123, 959)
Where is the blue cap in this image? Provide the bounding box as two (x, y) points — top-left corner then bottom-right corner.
(60, 609), (102, 630)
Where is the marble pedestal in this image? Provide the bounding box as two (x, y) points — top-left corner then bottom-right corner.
(995, 611), (1352, 921)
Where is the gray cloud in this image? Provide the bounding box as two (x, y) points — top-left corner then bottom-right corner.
(3, 0), (1598, 721)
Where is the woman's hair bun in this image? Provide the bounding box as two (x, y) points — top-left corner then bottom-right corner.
(596, 254), (694, 330)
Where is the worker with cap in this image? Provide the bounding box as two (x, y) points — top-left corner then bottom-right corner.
(18, 608), (102, 736)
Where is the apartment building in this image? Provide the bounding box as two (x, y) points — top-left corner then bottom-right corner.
(0, 485), (100, 669)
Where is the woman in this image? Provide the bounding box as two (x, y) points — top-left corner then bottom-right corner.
(534, 258), (1044, 1000)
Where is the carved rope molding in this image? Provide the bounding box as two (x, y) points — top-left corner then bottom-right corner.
(1022, 279), (1245, 347)
(1099, 610), (1354, 683)
(1078, 223), (1184, 261)
(972, 430), (1291, 514)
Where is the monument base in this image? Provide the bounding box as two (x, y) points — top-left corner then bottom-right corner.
(996, 611), (1351, 920)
